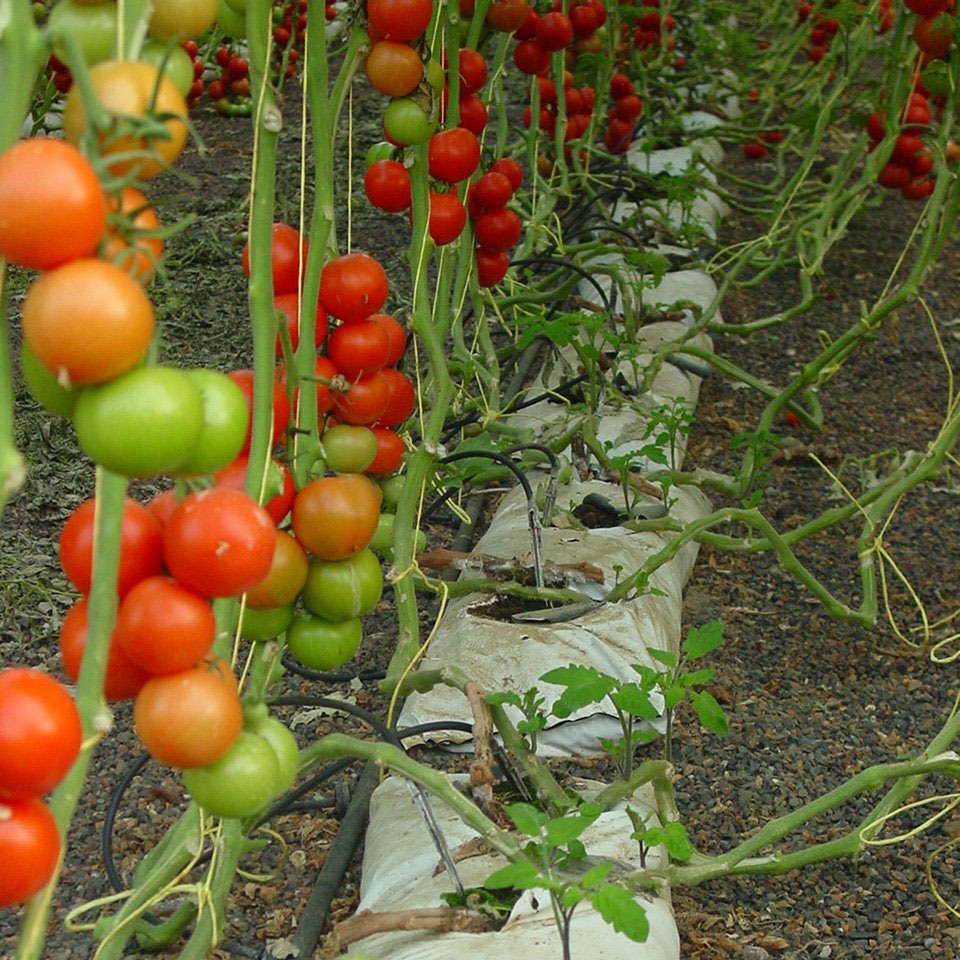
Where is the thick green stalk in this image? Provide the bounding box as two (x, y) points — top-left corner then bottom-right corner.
(0, 0), (47, 150)
(17, 470), (127, 960)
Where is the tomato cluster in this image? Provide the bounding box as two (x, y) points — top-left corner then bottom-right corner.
(606, 72), (643, 154)
(0, 668), (82, 907)
(468, 157), (525, 286)
(796, 1), (841, 64)
(206, 47), (252, 112)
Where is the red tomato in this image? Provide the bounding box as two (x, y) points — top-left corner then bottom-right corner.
(486, 0), (532, 32)
(427, 191), (467, 245)
(147, 488), (179, 527)
(458, 49), (488, 94)
(474, 172), (514, 210)
(513, 39), (551, 75)
(366, 426), (406, 475)
(490, 157), (523, 191)
(476, 247), (510, 287)
(59, 496), (164, 597)
(327, 318), (391, 380)
(333, 370), (390, 425)
(115, 577), (216, 675)
(364, 159), (412, 213)
(428, 128), (481, 183)
(214, 453), (295, 525)
(535, 11), (573, 50)
(0, 798), (60, 908)
(59, 597), (150, 701)
(367, 0), (433, 40)
(292, 473), (383, 560)
(914, 15), (952, 58)
(369, 313), (407, 365)
(227, 368), (292, 450)
(163, 488), (276, 598)
(0, 669), (82, 799)
(457, 93), (489, 135)
(474, 208), (522, 251)
(274, 292), (329, 357)
(133, 664), (243, 768)
(320, 252), (389, 323)
(314, 355), (339, 415)
(376, 367), (416, 427)
(242, 222), (306, 296)
(0, 139), (107, 271)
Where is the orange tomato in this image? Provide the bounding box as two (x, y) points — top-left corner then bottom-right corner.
(102, 187), (164, 284)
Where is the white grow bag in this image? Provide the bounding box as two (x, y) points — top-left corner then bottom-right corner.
(350, 775), (679, 960)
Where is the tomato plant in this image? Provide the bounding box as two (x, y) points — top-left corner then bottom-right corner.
(59, 496), (164, 598)
(292, 473), (382, 560)
(0, 798), (60, 908)
(22, 259), (155, 388)
(163, 488), (276, 598)
(0, 139), (106, 271)
(0, 669), (82, 799)
(73, 366), (205, 478)
(116, 577), (216, 675)
(301, 548), (383, 621)
(134, 664), (242, 768)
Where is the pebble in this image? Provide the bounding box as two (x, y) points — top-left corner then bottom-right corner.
(743, 948), (770, 960)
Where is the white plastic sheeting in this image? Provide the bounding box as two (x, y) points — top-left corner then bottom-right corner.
(349, 775), (679, 960)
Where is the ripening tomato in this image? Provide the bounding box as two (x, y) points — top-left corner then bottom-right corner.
(364, 159), (412, 213)
(320, 252), (389, 323)
(292, 474), (382, 560)
(301, 548), (383, 621)
(327, 318), (391, 380)
(0, 798), (60, 908)
(367, 0), (433, 41)
(322, 423), (379, 473)
(914, 15), (952, 58)
(365, 41), (423, 97)
(428, 128), (481, 183)
(148, 0), (218, 39)
(376, 367), (416, 427)
(333, 370), (390, 425)
(244, 530), (309, 608)
(59, 496), (164, 597)
(73, 366), (205, 478)
(102, 186), (164, 285)
(116, 577), (216, 675)
(366, 426), (406, 475)
(163, 487), (276, 598)
(134, 663), (243, 768)
(20, 342), (78, 418)
(226, 368), (292, 450)
(182, 730), (278, 818)
(63, 61), (189, 180)
(486, 0), (532, 31)
(0, 668), (82, 799)
(22, 259), (154, 388)
(59, 598), (151, 701)
(139, 40), (196, 98)
(242, 223), (306, 297)
(0, 139), (107, 271)
(274, 292), (329, 356)
(214, 453), (295, 526)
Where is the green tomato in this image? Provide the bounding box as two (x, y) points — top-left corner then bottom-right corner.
(365, 141), (396, 168)
(139, 41), (195, 99)
(287, 614), (363, 671)
(369, 514), (425, 557)
(182, 731), (279, 819)
(223, 0), (246, 12)
(216, 0), (246, 37)
(321, 424), (378, 474)
(21, 342), (78, 417)
(73, 366), (204, 478)
(237, 603), (295, 642)
(384, 97), (436, 146)
(249, 715), (299, 794)
(379, 473), (406, 510)
(425, 58), (444, 92)
(302, 549), (382, 622)
(173, 369), (249, 477)
(921, 60), (951, 97)
(48, 0), (116, 70)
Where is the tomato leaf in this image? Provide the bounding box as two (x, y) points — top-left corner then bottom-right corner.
(588, 884), (649, 942)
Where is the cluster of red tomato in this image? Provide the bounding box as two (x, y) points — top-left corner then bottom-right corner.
(0, 668), (81, 907)
(796, 1), (841, 64)
(626, 4), (675, 54)
(605, 72), (643, 154)
(180, 39), (207, 110)
(467, 157), (525, 287)
(206, 47), (252, 108)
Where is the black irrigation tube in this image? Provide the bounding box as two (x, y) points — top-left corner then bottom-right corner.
(279, 655), (387, 685)
(510, 255), (612, 314)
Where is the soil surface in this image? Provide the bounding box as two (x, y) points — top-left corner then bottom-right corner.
(2, 66), (960, 960)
